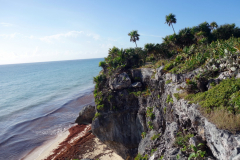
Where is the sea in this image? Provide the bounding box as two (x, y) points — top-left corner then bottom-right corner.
(0, 58), (103, 160)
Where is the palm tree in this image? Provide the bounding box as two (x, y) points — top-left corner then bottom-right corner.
(210, 21), (218, 31)
(165, 13), (177, 34)
(128, 30), (140, 47)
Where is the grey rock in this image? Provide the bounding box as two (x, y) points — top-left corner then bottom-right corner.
(131, 82), (142, 88)
(236, 73), (240, 79)
(155, 66), (165, 80)
(218, 71), (232, 80)
(131, 68), (155, 84)
(141, 68), (155, 83)
(109, 72), (131, 90)
(92, 110), (143, 159)
(138, 130), (158, 155)
(231, 67), (237, 72)
(75, 105), (95, 125)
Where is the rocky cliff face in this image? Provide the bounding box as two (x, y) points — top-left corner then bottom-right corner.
(91, 66), (240, 160)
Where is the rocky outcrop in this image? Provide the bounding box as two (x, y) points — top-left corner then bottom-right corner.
(109, 72), (131, 90)
(75, 105), (96, 125)
(91, 65), (240, 160)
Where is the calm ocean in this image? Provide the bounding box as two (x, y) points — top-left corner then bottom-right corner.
(0, 58), (102, 160)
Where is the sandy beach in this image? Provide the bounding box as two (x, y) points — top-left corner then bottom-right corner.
(23, 124), (123, 160)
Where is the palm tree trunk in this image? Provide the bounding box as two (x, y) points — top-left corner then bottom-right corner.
(135, 42), (137, 47)
(171, 24), (175, 34)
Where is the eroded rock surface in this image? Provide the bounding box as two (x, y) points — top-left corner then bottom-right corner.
(75, 105), (96, 125)
(91, 66), (240, 160)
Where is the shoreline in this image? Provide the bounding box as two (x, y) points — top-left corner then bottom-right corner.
(22, 126), (71, 160)
(23, 124), (123, 160)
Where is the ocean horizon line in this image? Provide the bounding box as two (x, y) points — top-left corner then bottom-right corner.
(0, 57), (105, 66)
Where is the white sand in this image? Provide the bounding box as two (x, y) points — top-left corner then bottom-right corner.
(81, 138), (123, 160)
(23, 130), (69, 160)
(23, 124), (123, 160)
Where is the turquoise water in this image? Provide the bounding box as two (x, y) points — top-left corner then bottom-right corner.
(0, 58), (102, 160)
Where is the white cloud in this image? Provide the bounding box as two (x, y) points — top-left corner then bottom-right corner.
(0, 33), (20, 38)
(39, 31), (100, 43)
(0, 22), (13, 27)
(39, 31), (83, 43)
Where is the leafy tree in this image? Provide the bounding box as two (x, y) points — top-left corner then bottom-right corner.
(210, 21), (218, 31)
(144, 43), (155, 55)
(212, 23), (240, 40)
(165, 13), (177, 33)
(128, 30), (140, 47)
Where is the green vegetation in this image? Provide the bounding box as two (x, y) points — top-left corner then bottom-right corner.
(130, 91), (142, 97)
(151, 148), (157, 155)
(174, 132), (194, 148)
(93, 112), (101, 120)
(99, 61), (106, 68)
(134, 154), (148, 160)
(128, 30), (140, 47)
(165, 79), (172, 84)
(146, 107), (155, 120)
(165, 13), (177, 34)
(163, 107), (167, 114)
(151, 133), (161, 141)
(97, 104), (104, 110)
(147, 121), (154, 130)
(174, 131), (206, 159)
(141, 132), (146, 138)
(173, 93), (180, 100)
(185, 78), (240, 132)
(188, 144), (206, 160)
(166, 95), (174, 104)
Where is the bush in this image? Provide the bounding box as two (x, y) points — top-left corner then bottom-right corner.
(93, 112), (101, 120)
(134, 154), (148, 160)
(99, 61), (106, 68)
(146, 107), (155, 120)
(151, 133), (161, 141)
(166, 95), (173, 103)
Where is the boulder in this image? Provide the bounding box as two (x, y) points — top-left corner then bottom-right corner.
(109, 72), (131, 90)
(75, 105), (96, 125)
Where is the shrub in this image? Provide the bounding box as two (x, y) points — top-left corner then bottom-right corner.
(141, 132), (146, 138)
(165, 79), (172, 84)
(164, 107), (167, 114)
(166, 95), (174, 103)
(147, 121), (154, 130)
(94, 74), (106, 84)
(97, 104), (104, 110)
(99, 61), (106, 68)
(174, 132), (194, 147)
(146, 107), (155, 120)
(185, 78), (240, 132)
(173, 93), (180, 100)
(151, 133), (161, 141)
(93, 112), (101, 120)
(135, 154), (148, 160)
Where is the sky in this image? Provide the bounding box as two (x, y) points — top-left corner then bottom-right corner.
(0, 0), (240, 65)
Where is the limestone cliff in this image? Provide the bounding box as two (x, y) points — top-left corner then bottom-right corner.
(89, 62), (240, 160)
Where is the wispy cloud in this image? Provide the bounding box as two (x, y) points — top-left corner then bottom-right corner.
(39, 31), (100, 43)
(0, 33), (19, 38)
(40, 31), (83, 43)
(0, 22), (13, 27)
(140, 33), (162, 38)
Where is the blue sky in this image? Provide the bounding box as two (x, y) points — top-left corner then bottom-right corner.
(0, 0), (240, 64)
